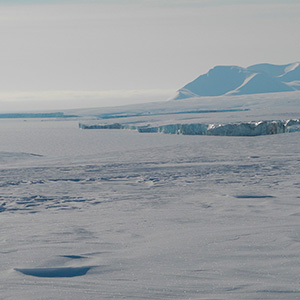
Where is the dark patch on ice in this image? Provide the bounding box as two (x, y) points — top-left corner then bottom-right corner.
(191, 269), (209, 273)
(100, 177), (110, 181)
(16, 195), (54, 204)
(60, 255), (87, 259)
(49, 178), (83, 183)
(201, 203), (212, 208)
(234, 195), (275, 199)
(0, 181), (25, 187)
(28, 153), (43, 157)
(83, 251), (110, 256)
(89, 201), (103, 205)
(14, 266), (93, 278)
(225, 284), (250, 292)
(0, 202), (6, 212)
(30, 180), (45, 184)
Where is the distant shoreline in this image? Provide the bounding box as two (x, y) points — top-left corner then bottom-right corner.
(0, 112), (78, 119)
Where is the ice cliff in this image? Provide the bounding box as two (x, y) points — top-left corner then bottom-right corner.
(79, 119), (300, 137)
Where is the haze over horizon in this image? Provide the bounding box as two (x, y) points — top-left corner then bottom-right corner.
(0, 0), (299, 111)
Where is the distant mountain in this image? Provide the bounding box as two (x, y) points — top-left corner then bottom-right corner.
(174, 62), (300, 99)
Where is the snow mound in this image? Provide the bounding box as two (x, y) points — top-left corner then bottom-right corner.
(174, 62), (300, 99)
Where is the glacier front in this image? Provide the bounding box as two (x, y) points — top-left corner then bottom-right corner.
(79, 119), (300, 137)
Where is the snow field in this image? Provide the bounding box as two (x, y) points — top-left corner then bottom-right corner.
(1, 125), (300, 299)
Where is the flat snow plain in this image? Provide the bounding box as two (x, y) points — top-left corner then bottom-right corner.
(1, 92), (300, 299)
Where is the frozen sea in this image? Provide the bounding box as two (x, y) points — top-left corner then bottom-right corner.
(1, 118), (300, 299)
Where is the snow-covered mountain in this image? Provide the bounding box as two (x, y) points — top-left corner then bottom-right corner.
(174, 62), (300, 99)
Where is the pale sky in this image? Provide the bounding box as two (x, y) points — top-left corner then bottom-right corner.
(0, 0), (299, 111)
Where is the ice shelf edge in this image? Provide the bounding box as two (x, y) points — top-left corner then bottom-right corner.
(79, 119), (300, 136)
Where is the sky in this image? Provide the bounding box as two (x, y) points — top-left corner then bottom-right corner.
(0, 0), (299, 111)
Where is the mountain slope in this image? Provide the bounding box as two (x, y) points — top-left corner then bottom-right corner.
(180, 66), (249, 97)
(227, 72), (293, 95)
(174, 62), (300, 99)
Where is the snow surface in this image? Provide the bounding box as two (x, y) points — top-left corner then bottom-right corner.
(1, 92), (300, 299)
(1, 119), (300, 299)
(174, 63), (300, 99)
